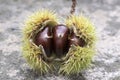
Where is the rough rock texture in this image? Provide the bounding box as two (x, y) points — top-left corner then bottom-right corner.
(0, 0), (120, 80)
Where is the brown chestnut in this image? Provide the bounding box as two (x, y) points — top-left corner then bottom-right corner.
(34, 26), (52, 57)
(69, 30), (85, 47)
(53, 25), (70, 57)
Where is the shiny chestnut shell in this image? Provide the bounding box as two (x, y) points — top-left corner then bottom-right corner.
(53, 25), (70, 57)
(34, 26), (52, 57)
(69, 30), (85, 47)
(34, 24), (85, 58)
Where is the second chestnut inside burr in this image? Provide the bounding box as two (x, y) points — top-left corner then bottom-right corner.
(53, 25), (70, 57)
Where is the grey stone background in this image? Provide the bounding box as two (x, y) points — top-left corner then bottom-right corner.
(0, 0), (120, 80)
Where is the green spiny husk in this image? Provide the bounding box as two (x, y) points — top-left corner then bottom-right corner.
(59, 46), (95, 75)
(22, 10), (96, 75)
(22, 10), (57, 74)
(66, 15), (96, 48)
(59, 15), (96, 75)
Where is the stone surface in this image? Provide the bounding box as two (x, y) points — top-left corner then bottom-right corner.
(0, 0), (120, 80)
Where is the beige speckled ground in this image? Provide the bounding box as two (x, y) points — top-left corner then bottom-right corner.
(0, 0), (120, 80)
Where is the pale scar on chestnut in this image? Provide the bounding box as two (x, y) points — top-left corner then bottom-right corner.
(34, 25), (86, 58)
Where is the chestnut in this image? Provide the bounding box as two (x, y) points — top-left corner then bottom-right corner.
(69, 31), (86, 47)
(34, 26), (52, 57)
(53, 25), (70, 57)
